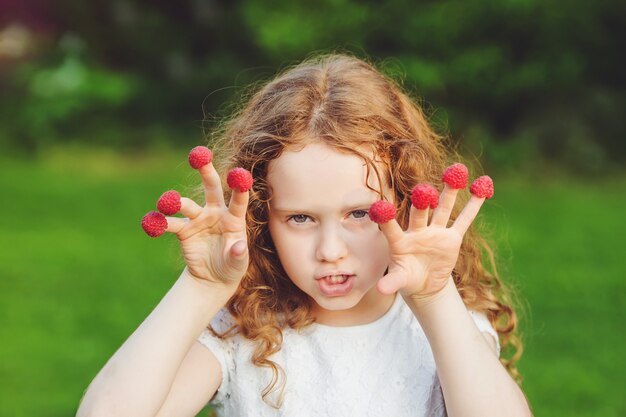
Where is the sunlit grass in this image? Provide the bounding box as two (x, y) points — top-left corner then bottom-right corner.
(1, 145), (623, 416)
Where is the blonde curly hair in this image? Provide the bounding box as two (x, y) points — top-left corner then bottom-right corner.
(195, 52), (525, 408)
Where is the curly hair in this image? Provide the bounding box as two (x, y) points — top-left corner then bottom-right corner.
(194, 52), (525, 408)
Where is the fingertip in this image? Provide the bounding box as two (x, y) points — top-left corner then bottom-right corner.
(442, 163), (469, 189)
(227, 168), (254, 193)
(157, 190), (182, 215)
(377, 276), (399, 295)
(368, 200), (396, 224)
(469, 175), (494, 199)
(230, 240), (247, 258)
(188, 146), (213, 169)
(411, 183), (439, 210)
(141, 211), (168, 237)
(376, 280), (391, 295)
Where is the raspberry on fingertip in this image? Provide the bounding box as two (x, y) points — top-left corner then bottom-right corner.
(368, 201), (397, 224)
(227, 167), (254, 192)
(188, 146), (213, 169)
(157, 190), (181, 215)
(411, 184), (439, 210)
(141, 211), (168, 237)
(442, 163), (469, 189)
(470, 175), (494, 199)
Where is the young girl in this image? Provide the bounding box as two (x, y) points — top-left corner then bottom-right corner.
(77, 53), (532, 417)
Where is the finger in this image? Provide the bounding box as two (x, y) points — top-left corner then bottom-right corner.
(165, 216), (189, 234)
(179, 197), (203, 219)
(377, 271), (407, 295)
(226, 239), (249, 271)
(378, 219), (405, 244)
(409, 184), (438, 230)
(227, 188), (250, 218)
(452, 195), (485, 234)
(199, 162), (226, 207)
(408, 205), (429, 230)
(226, 168), (253, 218)
(430, 185), (459, 227)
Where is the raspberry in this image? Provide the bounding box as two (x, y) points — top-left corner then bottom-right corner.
(442, 163), (469, 189)
(368, 201), (396, 224)
(411, 184), (439, 210)
(141, 211), (168, 237)
(188, 146), (213, 169)
(157, 190), (181, 215)
(227, 167), (253, 192)
(470, 175), (494, 199)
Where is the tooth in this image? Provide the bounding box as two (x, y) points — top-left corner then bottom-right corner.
(328, 275), (347, 284)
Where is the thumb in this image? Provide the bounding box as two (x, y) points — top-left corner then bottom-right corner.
(227, 239), (249, 268)
(377, 271), (406, 295)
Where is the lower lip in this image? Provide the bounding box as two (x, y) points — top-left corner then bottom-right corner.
(317, 275), (355, 297)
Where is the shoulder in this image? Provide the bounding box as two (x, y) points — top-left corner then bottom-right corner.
(197, 308), (240, 361)
(210, 307), (238, 334)
(196, 308), (240, 405)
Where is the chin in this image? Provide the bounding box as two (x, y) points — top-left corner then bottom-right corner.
(313, 291), (364, 311)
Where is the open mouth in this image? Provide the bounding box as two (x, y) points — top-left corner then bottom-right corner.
(317, 275), (355, 296)
(323, 275), (350, 284)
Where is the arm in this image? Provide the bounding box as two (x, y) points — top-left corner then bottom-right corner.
(154, 339), (224, 417)
(77, 270), (231, 417)
(404, 277), (532, 417)
(373, 168), (531, 417)
(78, 147), (252, 416)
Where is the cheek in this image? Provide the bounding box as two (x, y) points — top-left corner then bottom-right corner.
(268, 223), (311, 272)
(349, 227), (389, 259)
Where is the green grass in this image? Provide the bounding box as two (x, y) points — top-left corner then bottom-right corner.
(1, 145), (624, 416)
(480, 175), (626, 417)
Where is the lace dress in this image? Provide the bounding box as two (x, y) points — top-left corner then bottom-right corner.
(197, 293), (500, 417)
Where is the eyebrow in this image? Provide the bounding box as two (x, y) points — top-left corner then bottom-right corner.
(271, 201), (375, 213)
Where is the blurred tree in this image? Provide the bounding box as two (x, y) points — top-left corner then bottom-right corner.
(0, 0), (623, 173)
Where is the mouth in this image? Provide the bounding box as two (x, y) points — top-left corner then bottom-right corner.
(316, 274), (355, 296)
(322, 274), (351, 284)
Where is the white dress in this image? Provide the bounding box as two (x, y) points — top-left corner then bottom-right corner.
(197, 293), (500, 417)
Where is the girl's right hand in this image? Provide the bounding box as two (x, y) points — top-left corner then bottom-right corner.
(154, 148), (251, 292)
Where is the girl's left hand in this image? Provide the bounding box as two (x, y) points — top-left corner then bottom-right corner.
(375, 182), (488, 303)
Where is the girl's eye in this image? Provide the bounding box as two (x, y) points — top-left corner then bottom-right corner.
(288, 214), (310, 224)
(287, 211), (368, 224)
(351, 210), (369, 219)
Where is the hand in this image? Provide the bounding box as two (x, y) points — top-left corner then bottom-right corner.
(375, 180), (489, 303)
(142, 147), (251, 293)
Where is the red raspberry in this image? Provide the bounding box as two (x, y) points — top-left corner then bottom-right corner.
(157, 190), (181, 215)
(470, 176), (494, 199)
(368, 201), (396, 224)
(442, 163), (469, 189)
(411, 184), (439, 210)
(141, 211), (168, 237)
(227, 167), (253, 192)
(188, 146), (213, 169)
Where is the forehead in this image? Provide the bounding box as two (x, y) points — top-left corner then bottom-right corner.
(267, 142), (390, 210)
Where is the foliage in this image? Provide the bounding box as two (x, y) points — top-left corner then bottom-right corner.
(0, 0), (624, 173)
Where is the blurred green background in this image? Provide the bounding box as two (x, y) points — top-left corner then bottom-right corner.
(1, 1), (624, 416)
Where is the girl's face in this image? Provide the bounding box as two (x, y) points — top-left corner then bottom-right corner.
(267, 142), (396, 325)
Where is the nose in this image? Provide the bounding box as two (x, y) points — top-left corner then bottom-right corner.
(315, 225), (348, 262)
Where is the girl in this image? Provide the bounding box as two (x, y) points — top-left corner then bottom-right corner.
(77, 53), (532, 417)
